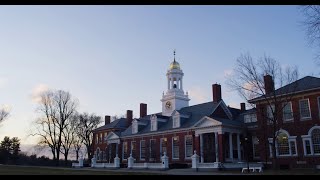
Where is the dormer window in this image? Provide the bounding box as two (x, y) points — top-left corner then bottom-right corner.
(150, 115), (157, 131)
(173, 115), (180, 128)
(132, 120), (138, 134)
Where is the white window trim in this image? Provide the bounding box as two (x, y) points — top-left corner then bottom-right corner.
(302, 126), (320, 156)
(266, 104), (275, 125)
(140, 140), (145, 161)
(173, 115), (180, 128)
(184, 135), (193, 159)
(268, 133), (297, 157)
(299, 99), (312, 120)
(172, 136), (179, 160)
(283, 102), (294, 122)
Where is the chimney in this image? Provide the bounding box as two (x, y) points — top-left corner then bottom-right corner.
(264, 74), (274, 94)
(140, 103), (147, 118)
(212, 84), (222, 103)
(240, 103), (246, 111)
(105, 115), (111, 125)
(126, 110), (133, 127)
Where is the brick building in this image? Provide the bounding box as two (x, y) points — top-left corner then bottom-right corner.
(249, 76), (320, 168)
(92, 52), (256, 168)
(92, 52), (320, 169)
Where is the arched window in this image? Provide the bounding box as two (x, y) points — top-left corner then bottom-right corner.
(312, 129), (320, 154)
(268, 129), (297, 157)
(277, 132), (289, 155)
(302, 126), (320, 155)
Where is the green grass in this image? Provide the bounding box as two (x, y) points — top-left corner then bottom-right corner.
(0, 165), (164, 175)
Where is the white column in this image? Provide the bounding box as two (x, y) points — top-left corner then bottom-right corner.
(229, 132), (233, 161)
(116, 143), (119, 159)
(237, 134), (241, 161)
(215, 132), (219, 162)
(171, 78), (174, 89)
(181, 77), (183, 90)
(200, 134), (204, 163)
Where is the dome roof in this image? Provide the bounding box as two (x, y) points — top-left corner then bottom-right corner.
(169, 60), (180, 70)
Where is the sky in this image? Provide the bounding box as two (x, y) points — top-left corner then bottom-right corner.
(0, 5), (318, 146)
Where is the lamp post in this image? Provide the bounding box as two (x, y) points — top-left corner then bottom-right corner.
(245, 137), (250, 173)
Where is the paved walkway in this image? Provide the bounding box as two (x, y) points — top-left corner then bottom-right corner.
(75, 167), (245, 175)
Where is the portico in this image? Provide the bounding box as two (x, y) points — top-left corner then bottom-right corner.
(193, 116), (244, 163)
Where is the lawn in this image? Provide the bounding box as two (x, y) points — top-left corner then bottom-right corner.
(0, 165), (164, 175)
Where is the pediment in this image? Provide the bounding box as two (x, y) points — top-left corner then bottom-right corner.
(106, 132), (119, 140)
(193, 116), (222, 128)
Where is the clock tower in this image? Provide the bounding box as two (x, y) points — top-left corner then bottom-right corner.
(161, 51), (190, 116)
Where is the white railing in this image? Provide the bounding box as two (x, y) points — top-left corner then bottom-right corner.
(127, 152), (169, 169)
(197, 162), (220, 168)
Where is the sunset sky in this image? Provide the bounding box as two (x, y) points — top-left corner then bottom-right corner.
(0, 5), (318, 145)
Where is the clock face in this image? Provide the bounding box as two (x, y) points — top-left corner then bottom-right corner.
(165, 101), (172, 109)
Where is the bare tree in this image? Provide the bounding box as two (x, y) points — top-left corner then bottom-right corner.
(0, 107), (10, 123)
(31, 90), (78, 166)
(227, 53), (299, 170)
(60, 115), (78, 165)
(76, 113), (101, 160)
(300, 5), (320, 60)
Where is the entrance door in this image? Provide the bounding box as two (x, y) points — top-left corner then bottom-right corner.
(203, 133), (215, 162)
(107, 143), (117, 163)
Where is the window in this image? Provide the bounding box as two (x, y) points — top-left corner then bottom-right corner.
(173, 116), (180, 128)
(150, 139), (156, 161)
(305, 140), (312, 155)
(185, 136), (193, 158)
(160, 138), (167, 157)
(269, 130), (297, 157)
(283, 102), (293, 121)
(277, 132), (289, 155)
(244, 114), (257, 123)
(290, 141), (296, 155)
(140, 140), (145, 160)
(100, 133), (103, 143)
(96, 134), (98, 144)
(312, 129), (320, 154)
(131, 141), (136, 158)
(132, 121), (138, 134)
(151, 120), (157, 131)
(122, 142), (128, 159)
(251, 114), (257, 122)
(244, 115), (251, 123)
(299, 99), (311, 119)
(266, 104), (275, 123)
(172, 136), (179, 159)
(252, 136), (260, 158)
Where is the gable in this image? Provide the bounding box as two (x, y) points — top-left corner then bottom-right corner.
(106, 132), (119, 140)
(193, 116), (222, 128)
(210, 101), (233, 120)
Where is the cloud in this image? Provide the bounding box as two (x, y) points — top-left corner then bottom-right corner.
(188, 86), (208, 104)
(0, 77), (8, 89)
(31, 84), (50, 103)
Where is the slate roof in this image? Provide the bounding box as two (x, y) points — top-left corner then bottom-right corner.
(249, 76), (320, 102)
(93, 118), (128, 132)
(120, 101), (247, 137)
